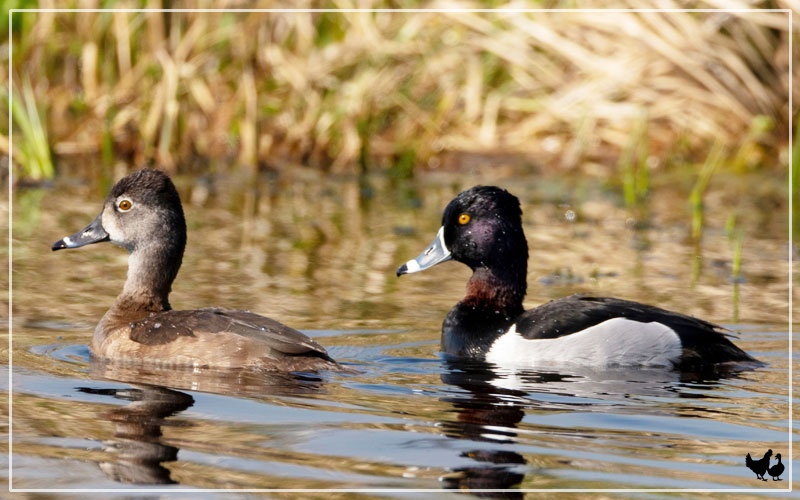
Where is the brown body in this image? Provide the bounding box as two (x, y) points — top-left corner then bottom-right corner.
(93, 305), (338, 371)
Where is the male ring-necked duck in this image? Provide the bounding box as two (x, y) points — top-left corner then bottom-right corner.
(397, 185), (759, 373)
(52, 168), (342, 372)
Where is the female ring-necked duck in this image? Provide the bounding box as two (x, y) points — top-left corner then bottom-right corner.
(52, 168), (342, 372)
(396, 185), (759, 373)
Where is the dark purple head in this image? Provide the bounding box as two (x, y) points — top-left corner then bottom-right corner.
(397, 186), (528, 276)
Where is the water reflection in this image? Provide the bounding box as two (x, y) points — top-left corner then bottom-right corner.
(439, 451), (526, 499)
(76, 385), (192, 485)
(91, 357), (329, 399)
(79, 359), (333, 486)
(438, 362), (529, 496)
(484, 365), (684, 400)
(434, 359), (740, 496)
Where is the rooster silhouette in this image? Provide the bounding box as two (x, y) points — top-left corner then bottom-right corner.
(745, 449), (772, 481)
(768, 453), (784, 481)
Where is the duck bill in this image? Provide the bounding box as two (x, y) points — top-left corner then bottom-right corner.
(51, 213), (110, 251)
(396, 226), (452, 276)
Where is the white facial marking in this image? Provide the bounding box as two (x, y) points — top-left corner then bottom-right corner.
(485, 318), (683, 369)
(116, 196), (134, 212)
(100, 209), (133, 252)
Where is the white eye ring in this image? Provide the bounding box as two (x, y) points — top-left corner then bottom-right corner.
(117, 198), (133, 212)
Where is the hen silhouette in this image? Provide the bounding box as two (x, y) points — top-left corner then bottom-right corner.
(768, 453), (784, 481)
(745, 449), (772, 481)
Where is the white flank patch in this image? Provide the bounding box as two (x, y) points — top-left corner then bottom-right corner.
(485, 317), (682, 369)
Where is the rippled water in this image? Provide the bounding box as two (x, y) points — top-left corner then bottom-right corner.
(6, 167), (794, 495)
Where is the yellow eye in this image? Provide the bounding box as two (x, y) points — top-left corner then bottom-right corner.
(118, 199), (133, 211)
(458, 213), (470, 225)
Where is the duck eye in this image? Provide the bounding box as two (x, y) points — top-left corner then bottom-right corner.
(458, 213), (471, 225)
(117, 199), (133, 211)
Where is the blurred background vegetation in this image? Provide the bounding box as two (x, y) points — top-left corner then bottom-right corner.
(1, 2), (796, 189)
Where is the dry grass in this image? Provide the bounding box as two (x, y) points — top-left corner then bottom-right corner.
(2, 1), (796, 179)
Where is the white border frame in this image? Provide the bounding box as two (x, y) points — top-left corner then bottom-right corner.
(6, 6), (794, 495)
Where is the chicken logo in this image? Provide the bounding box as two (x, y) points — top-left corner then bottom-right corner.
(745, 449), (784, 481)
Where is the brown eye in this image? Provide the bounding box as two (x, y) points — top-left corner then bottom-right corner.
(118, 199), (133, 211)
(458, 213), (470, 225)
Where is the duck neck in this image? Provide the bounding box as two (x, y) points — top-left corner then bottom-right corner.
(113, 242), (182, 317)
(442, 265), (527, 358)
(462, 265), (526, 316)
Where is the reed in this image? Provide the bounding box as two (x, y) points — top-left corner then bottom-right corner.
(3, 3), (793, 181)
(731, 228), (744, 284)
(619, 113), (650, 222)
(6, 78), (54, 181)
(690, 142), (726, 242)
(725, 213), (745, 321)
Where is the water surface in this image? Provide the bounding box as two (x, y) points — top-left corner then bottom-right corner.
(6, 167), (794, 495)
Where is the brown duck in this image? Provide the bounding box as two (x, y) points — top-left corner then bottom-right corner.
(53, 169), (342, 373)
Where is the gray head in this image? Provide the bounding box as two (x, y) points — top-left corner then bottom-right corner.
(52, 169), (187, 302)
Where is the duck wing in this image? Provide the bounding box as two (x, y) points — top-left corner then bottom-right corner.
(129, 307), (331, 359)
(515, 295), (719, 338)
(515, 295), (756, 365)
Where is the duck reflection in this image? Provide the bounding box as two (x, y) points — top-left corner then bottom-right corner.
(438, 361), (530, 498)
(80, 358), (329, 485)
(76, 385), (192, 485)
(91, 357), (329, 398)
(436, 360), (718, 496)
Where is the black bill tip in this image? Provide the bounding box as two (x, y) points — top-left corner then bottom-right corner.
(51, 239), (68, 251)
(51, 213), (110, 252)
(396, 264), (408, 277)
